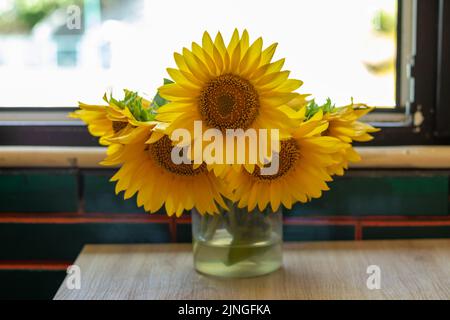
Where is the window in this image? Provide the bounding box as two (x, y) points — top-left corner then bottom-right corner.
(0, 0), (398, 108)
(0, 0), (449, 145)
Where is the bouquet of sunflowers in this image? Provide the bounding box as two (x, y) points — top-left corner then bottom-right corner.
(71, 30), (378, 218)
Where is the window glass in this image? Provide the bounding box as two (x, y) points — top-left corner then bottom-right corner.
(0, 0), (397, 108)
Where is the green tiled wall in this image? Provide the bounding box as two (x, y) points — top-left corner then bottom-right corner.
(283, 225), (355, 241)
(0, 223), (171, 260)
(81, 171), (449, 216)
(83, 170), (146, 214)
(0, 270), (66, 300)
(363, 226), (450, 240)
(176, 223), (192, 243)
(287, 176), (448, 216)
(1, 170), (446, 217)
(0, 170), (78, 213)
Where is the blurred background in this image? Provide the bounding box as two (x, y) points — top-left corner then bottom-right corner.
(0, 0), (397, 107)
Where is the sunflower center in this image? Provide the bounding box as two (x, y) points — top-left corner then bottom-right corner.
(252, 139), (300, 181)
(149, 135), (206, 176)
(112, 121), (128, 133)
(199, 74), (259, 131)
(217, 94), (235, 116)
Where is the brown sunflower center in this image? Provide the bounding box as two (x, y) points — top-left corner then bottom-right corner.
(148, 135), (206, 176)
(252, 139), (300, 180)
(112, 121), (128, 133)
(198, 74), (259, 131)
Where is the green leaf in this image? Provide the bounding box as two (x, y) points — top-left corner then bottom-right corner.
(101, 79), (175, 122)
(152, 78), (174, 110)
(104, 89), (156, 122)
(306, 97), (336, 119)
(226, 243), (272, 266)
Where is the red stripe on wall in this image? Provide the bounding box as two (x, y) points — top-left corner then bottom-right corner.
(355, 222), (363, 240)
(0, 261), (71, 271)
(0, 213), (171, 224)
(360, 220), (450, 227)
(2, 213), (450, 224)
(1, 213), (450, 243)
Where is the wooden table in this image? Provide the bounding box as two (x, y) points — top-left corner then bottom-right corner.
(54, 239), (450, 300)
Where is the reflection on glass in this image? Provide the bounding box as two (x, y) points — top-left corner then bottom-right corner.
(0, 0), (397, 108)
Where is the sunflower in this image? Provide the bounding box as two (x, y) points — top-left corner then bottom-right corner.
(155, 30), (303, 172)
(101, 122), (229, 217)
(321, 104), (380, 175)
(70, 90), (152, 146)
(68, 29), (381, 221)
(225, 110), (348, 212)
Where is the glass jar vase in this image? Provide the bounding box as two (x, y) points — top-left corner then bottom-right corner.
(191, 203), (283, 278)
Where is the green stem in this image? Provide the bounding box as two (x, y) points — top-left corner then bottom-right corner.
(203, 214), (221, 241)
(225, 205), (273, 266)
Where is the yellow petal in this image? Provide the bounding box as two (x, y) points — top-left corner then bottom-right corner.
(229, 43), (241, 72)
(256, 71), (290, 88)
(227, 28), (240, 52)
(260, 92), (298, 108)
(261, 42), (278, 65)
(202, 31), (214, 55)
(166, 68), (201, 90)
(192, 42), (217, 75)
(213, 32), (226, 57)
(275, 79), (303, 92)
(240, 29), (250, 55)
(240, 37), (263, 75)
(182, 48), (211, 81)
(158, 83), (192, 101)
(174, 52), (189, 73)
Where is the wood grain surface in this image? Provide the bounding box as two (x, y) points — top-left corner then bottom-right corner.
(54, 239), (450, 300)
(3, 146), (450, 168)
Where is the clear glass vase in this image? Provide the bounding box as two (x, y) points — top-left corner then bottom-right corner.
(191, 203), (283, 278)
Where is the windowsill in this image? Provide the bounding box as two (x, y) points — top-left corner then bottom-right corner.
(1, 145), (450, 169)
(0, 108), (410, 127)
